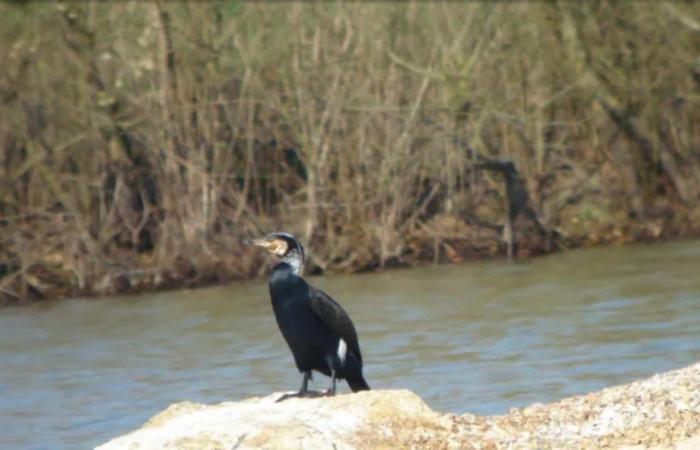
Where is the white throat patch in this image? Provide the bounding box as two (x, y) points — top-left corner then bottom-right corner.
(337, 338), (347, 364)
(282, 253), (303, 276)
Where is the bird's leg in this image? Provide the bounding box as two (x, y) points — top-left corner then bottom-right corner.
(299, 370), (310, 394)
(326, 370), (337, 396)
(276, 371), (312, 402)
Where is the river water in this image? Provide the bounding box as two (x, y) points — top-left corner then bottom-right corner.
(1, 241), (700, 449)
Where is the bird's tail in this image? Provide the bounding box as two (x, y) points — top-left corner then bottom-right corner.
(347, 373), (370, 392)
(344, 352), (370, 392)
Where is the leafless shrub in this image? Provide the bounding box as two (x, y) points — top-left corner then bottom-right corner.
(1, 1), (698, 302)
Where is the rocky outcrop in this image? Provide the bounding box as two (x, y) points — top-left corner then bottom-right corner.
(97, 362), (700, 450)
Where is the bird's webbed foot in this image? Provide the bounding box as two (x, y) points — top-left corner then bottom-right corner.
(275, 391), (303, 402)
(276, 371), (322, 402)
(276, 390), (325, 402)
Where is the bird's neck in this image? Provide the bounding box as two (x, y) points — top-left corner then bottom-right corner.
(269, 259), (304, 297)
(277, 252), (304, 277)
(273, 252), (304, 277)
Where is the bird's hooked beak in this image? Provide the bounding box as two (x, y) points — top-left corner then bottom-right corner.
(246, 237), (273, 249)
(245, 236), (288, 256)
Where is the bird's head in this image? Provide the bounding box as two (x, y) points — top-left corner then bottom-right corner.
(247, 232), (305, 275)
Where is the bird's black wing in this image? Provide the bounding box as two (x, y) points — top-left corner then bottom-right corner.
(308, 286), (363, 364)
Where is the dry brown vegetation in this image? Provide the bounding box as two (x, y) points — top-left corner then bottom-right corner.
(1, 1), (699, 304)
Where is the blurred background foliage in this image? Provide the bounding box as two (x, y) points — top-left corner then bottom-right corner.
(1, 1), (699, 302)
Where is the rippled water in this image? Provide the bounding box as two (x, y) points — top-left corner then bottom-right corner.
(2, 241), (700, 449)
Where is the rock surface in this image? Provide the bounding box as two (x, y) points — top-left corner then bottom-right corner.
(98, 363), (700, 450)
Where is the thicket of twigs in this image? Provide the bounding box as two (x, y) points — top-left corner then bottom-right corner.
(1, 1), (699, 303)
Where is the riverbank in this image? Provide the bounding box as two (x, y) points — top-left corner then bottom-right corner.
(3, 225), (700, 307)
(97, 361), (700, 449)
(2, 221), (700, 307)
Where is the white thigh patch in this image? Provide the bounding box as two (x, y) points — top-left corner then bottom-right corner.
(337, 338), (347, 363)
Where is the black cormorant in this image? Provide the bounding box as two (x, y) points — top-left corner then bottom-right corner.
(249, 232), (370, 400)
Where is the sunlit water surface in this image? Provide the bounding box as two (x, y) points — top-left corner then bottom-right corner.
(2, 241), (700, 449)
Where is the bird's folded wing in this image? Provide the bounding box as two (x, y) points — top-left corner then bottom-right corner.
(308, 287), (363, 364)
